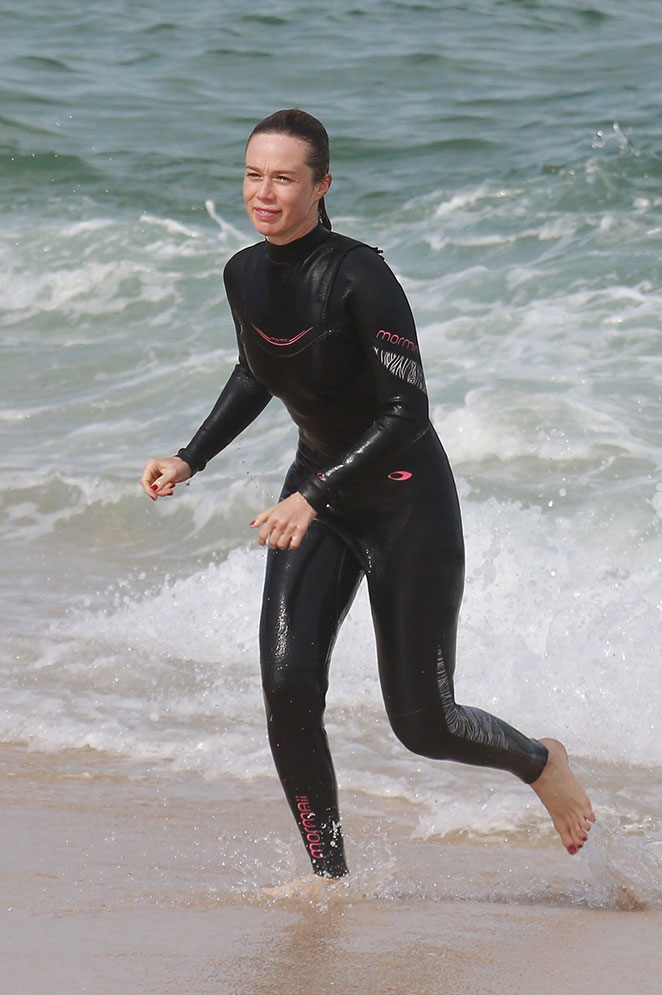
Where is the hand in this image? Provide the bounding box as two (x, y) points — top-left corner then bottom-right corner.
(140, 456), (192, 500)
(251, 492), (317, 549)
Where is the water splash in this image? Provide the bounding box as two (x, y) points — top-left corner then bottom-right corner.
(587, 822), (662, 910)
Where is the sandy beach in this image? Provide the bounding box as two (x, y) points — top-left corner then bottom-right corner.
(1, 744), (660, 995)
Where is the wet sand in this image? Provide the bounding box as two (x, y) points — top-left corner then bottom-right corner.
(1, 745), (660, 995)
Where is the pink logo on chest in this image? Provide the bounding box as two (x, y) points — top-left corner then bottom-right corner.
(251, 323), (313, 346)
(388, 470), (413, 481)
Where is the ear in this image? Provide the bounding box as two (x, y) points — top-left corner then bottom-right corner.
(315, 173), (332, 200)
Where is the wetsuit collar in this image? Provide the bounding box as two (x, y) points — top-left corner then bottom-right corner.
(265, 223), (329, 262)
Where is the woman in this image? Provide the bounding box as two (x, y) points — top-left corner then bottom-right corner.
(141, 108), (595, 887)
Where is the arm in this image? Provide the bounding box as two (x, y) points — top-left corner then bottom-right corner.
(297, 246), (429, 512)
(177, 252), (272, 473)
(141, 254), (272, 499)
(175, 359), (271, 474)
(141, 359), (271, 499)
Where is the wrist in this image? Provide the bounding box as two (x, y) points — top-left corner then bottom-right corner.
(297, 478), (327, 514)
(293, 491), (317, 517)
(174, 451), (197, 477)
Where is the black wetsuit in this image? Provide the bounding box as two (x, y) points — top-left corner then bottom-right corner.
(178, 223), (548, 878)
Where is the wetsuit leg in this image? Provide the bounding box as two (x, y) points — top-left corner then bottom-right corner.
(363, 437), (548, 783)
(260, 518), (363, 877)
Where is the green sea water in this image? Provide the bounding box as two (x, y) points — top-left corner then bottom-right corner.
(1, 0), (661, 880)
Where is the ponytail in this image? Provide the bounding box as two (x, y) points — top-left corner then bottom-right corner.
(318, 195), (332, 231)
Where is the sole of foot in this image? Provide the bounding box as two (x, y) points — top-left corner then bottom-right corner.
(531, 737), (596, 854)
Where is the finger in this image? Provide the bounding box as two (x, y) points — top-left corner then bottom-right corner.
(276, 531), (292, 550)
(141, 461), (176, 498)
(269, 527), (286, 549)
(258, 521), (274, 546)
(140, 461), (160, 498)
(288, 524), (306, 549)
(142, 479), (161, 500)
(268, 517), (291, 548)
(151, 475), (175, 497)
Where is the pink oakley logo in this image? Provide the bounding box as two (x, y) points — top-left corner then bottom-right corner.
(388, 470), (413, 481)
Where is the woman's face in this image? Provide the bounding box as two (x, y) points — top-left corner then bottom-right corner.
(243, 132), (331, 244)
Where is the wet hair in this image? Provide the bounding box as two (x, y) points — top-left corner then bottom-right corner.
(248, 108), (332, 230)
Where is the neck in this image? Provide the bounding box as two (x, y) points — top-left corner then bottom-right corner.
(265, 223), (329, 262)
(265, 217), (319, 246)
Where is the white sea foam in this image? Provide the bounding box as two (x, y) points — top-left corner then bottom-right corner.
(2, 257), (165, 316)
(3, 487), (659, 810)
(205, 200), (253, 249)
(431, 390), (660, 468)
(139, 214), (200, 238)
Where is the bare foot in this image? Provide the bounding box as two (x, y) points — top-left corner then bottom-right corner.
(531, 738), (596, 855)
(262, 873), (344, 900)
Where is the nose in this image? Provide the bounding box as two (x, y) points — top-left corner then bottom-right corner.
(256, 177), (275, 201)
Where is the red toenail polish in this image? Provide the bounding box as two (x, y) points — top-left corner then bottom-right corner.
(568, 846), (577, 855)
(151, 484), (158, 490)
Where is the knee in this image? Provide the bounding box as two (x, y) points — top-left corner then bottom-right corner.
(387, 709), (455, 761)
(261, 660), (325, 725)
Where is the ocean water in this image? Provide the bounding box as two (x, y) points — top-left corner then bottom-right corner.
(1, 0), (661, 902)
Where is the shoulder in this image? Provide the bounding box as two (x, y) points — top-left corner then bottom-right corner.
(326, 229), (384, 260)
(327, 231), (391, 286)
(223, 241), (263, 284)
(330, 231), (402, 295)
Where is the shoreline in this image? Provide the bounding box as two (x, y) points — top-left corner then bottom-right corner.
(1, 743), (661, 994)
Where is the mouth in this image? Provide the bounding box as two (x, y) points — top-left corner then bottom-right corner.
(254, 207), (280, 220)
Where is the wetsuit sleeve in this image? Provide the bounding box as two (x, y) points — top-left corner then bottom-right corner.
(298, 247), (429, 511)
(176, 260), (272, 473)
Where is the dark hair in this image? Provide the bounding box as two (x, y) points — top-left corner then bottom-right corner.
(248, 108), (332, 230)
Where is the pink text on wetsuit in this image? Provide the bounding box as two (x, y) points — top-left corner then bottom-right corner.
(296, 795), (325, 860)
(375, 328), (419, 353)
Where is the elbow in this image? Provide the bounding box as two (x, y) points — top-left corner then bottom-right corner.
(390, 395), (429, 443)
